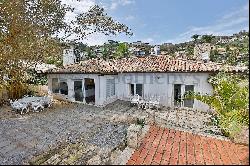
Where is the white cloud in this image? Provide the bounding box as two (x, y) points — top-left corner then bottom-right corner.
(81, 33), (109, 46)
(164, 2), (249, 44)
(110, 2), (118, 10)
(58, 0), (134, 45)
(142, 38), (154, 43)
(121, 0), (135, 5)
(59, 0), (111, 46)
(125, 15), (135, 21)
(61, 0), (95, 22)
(110, 0), (135, 10)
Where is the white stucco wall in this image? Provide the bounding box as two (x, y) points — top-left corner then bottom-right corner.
(47, 72), (213, 111)
(115, 72), (213, 111)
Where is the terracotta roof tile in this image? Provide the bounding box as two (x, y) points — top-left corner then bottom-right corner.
(50, 55), (248, 74)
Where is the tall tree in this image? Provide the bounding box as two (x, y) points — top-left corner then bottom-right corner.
(0, 0), (132, 98)
(191, 34), (200, 42)
(201, 34), (215, 43)
(114, 42), (130, 59)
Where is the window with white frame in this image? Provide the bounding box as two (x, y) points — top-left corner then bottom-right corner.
(129, 83), (143, 97)
(106, 79), (115, 98)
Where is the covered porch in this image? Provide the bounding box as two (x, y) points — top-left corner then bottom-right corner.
(48, 74), (101, 106)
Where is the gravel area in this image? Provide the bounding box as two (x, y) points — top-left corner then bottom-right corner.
(87, 123), (128, 149)
(0, 100), (136, 165)
(0, 99), (226, 165)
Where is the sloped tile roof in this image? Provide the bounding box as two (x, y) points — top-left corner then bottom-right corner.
(50, 55), (248, 74)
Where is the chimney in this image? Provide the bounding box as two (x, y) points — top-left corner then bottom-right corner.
(63, 45), (76, 67)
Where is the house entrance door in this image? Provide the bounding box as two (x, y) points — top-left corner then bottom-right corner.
(173, 84), (194, 108)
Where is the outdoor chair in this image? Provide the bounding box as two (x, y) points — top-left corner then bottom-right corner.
(10, 100), (27, 114)
(31, 101), (44, 112)
(145, 95), (161, 110)
(10, 96), (52, 114)
(137, 98), (146, 109)
(130, 94), (140, 105)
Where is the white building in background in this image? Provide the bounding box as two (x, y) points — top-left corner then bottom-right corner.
(151, 45), (161, 55)
(194, 43), (211, 61)
(46, 55), (246, 111)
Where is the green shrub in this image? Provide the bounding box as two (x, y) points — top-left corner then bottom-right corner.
(185, 72), (249, 138)
(137, 118), (145, 127)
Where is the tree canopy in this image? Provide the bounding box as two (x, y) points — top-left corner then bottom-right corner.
(0, 1), (132, 74)
(0, 0), (132, 98)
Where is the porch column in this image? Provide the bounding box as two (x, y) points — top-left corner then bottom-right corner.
(181, 84), (185, 107)
(67, 79), (75, 102)
(82, 79), (86, 104)
(167, 84), (173, 107)
(47, 75), (53, 95)
(95, 76), (105, 106)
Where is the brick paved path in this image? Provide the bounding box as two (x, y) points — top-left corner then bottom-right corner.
(127, 126), (249, 165)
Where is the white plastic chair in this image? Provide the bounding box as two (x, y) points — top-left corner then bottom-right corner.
(130, 94), (140, 105)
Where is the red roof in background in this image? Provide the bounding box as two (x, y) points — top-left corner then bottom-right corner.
(49, 55), (248, 74)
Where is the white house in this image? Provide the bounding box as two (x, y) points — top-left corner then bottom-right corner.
(46, 55), (247, 111)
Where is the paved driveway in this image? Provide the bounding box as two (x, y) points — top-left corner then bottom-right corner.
(0, 100), (138, 165)
(127, 126), (249, 165)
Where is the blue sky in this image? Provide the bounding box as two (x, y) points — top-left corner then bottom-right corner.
(62, 0), (249, 45)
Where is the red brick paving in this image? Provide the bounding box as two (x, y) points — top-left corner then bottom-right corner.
(127, 126), (249, 165)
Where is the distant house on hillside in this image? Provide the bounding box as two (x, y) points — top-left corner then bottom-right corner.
(150, 45), (161, 56)
(46, 55), (247, 111)
(194, 43), (212, 62)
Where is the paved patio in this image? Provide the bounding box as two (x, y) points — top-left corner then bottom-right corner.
(127, 126), (249, 165)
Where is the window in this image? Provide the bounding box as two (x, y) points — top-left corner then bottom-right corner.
(52, 78), (59, 93)
(59, 80), (68, 95)
(106, 79), (115, 98)
(130, 84), (143, 97)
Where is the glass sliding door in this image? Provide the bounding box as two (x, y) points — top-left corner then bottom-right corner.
(59, 79), (68, 95)
(130, 84), (134, 95)
(52, 78), (59, 93)
(136, 84), (143, 97)
(174, 84), (182, 107)
(184, 85), (194, 108)
(74, 81), (83, 102)
(173, 84), (195, 108)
